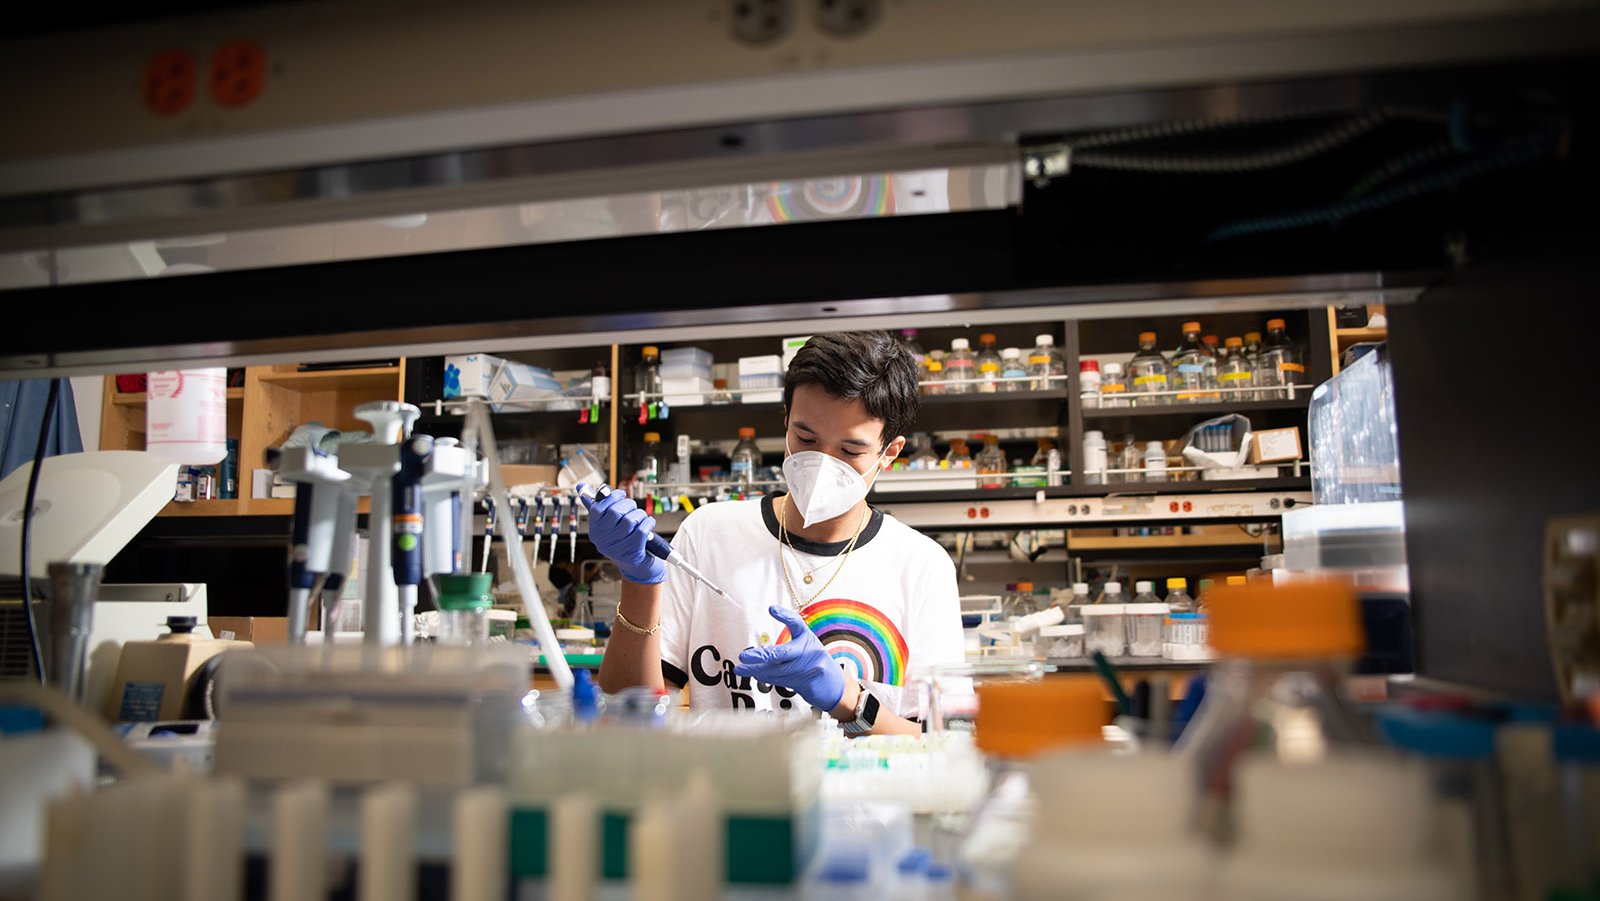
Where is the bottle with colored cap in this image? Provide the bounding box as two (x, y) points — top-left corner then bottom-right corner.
(945, 337), (976, 394)
(1219, 336), (1255, 401)
(1171, 321), (1212, 403)
(1174, 580), (1374, 845)
(1128, 331), (1171, 405)
(975, 333), (1003, 393)
(730, 427), (760, 485)
(634, 346), (662, 398)
(1255, 318), (1306, 400)
(1028, 334), (1065, 391)
(434, 572), (493, 645)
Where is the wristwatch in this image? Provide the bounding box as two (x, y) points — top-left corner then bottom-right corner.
(840, 681), (881, 736)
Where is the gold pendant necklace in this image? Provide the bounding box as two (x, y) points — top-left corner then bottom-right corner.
(777, 495), (870, 609)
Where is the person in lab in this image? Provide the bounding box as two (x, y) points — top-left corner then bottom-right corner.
(594, 331), (963, 735)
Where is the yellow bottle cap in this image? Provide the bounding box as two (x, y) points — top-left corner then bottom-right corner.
(1226, 575), (1247, 586)
(1166, 577), (1187, 590)
(976, 677), (1106, 758)
(1206, 581), (1364, 658)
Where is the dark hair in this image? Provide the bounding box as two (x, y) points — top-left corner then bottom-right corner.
(783, 331), (919, 447)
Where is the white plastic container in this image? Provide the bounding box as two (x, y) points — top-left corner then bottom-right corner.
(146, 369), (228, 464)
(1124, 603), (1169, 657)
(1163, 612), (1214, 661)
(1081, 604), (1126, 657)
(1083, 430), (1107, 486)
(1039, 623), (1085, 659)
(1144, 441), (1169, 482)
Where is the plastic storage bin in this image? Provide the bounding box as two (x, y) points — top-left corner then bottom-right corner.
(1081, 605), (1127, 657)
(1039, 623), (1085, 659)
(1124, 603), (1168, 657)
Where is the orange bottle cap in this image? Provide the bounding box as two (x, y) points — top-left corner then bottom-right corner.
(1206, 581), (1364, 658)
(738, 427), (755, 438)
(642, 346), (659, 356)
(979, 333), (997, 343)
(1182, 321), (1201, 333)
(643, 432), (661, 443)
(1017, 581), (1034, 591)
(1138, 331), (1157, 343)
(1203, 335), (1219, 346)
(976, 677), (1106, 758)
(1225, 337), (1243, 348)
(1266, 318), (1286, 330)
(1245, 331), (1263, 342)
(1226, 575), (1247, 586)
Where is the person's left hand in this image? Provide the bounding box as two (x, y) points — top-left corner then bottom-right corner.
(734, 606), (846, 713)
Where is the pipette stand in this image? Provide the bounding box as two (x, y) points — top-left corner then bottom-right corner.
(339, 402), (420, 646)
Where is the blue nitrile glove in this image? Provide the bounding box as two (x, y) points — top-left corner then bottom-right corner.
(586, 490), (666, 585)
(734, 606), (847, 712)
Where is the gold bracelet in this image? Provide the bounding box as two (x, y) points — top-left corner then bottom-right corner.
(614, 609), (661, 636)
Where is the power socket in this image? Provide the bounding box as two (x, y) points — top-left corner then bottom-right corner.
(815, 0), (881, 37)
(729, 0), (794, 45)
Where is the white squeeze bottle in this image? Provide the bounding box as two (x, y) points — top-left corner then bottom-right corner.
(146, 369), (228, 464)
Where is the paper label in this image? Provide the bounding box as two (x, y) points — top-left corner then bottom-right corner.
(1219, 372), (1252, 382)
(1278, 362), (1306, 373)
(1133, 375), (1168, 386)
(1177, 364), (1204, 374)
(1101, 384), (1127, 393)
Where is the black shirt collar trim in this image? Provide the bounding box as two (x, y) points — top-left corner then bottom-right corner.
(760, 492), (884, 555)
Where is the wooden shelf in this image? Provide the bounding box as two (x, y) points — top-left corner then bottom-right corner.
(160, 498), (244, 516)
(112, 387), (244, 406)
(1336, 326), (1388, 351)
(244, 496), (373, 517)
(256, 367), (402, 389)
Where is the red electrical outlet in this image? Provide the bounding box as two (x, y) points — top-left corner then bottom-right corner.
(209, 40), (265, 107)
(143, 49), (196, 116)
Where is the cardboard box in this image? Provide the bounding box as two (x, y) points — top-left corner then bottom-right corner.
(1249, 428), (1304, 464)
(499, 464), (560, 487)
(443, 353), (504, 399)
(490, 361), (563, 403)
(208, 616), (289, 644)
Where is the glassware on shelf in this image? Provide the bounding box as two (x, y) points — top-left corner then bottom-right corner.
(1117, 434), (1142, 483)
(1028, 334), (1065, 391)
(1243, 331), (1263, 368)
(1166, 578), (1195, 614)
(591, 361), (612, 402)
(1144, 440), (1169, 482)
(634, 345), (662, 398)
(1078, 360), (1101, 409)
(899, 329), (926, 370)
(1032, 438), (1062, 487)
(999, 347), (1028, 392)
(975, 333), (1003, 394)
(906, 433), (940, 470)
(1082, 430), (1107, 485)
(1099, 362), (1128, 407)
(945, 438), (973, 469)
(1172, 321), (1215, 404)
(730, 427), (760, 485)
(1256, 318), (1307, 400)
(637, 432), (664, 489)
(1219, 337), (1255, 401)
(946, 338), (976, 395)
(923, 350), (947, 396)
(975, 434), (1008, 488)
(709, 377), (734, 404)
(1128, 331), (1171, 404)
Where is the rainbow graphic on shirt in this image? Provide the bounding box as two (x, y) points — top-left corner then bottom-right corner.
(765, 175), (894, 222)
(775, 598), (909, 687)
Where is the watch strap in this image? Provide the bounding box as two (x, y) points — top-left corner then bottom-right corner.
(841, 682), (880, 736)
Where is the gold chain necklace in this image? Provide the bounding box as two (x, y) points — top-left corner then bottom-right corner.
(777, 495), (870, 610)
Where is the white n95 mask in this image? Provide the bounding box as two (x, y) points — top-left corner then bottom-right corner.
(782, 442), (883, 528)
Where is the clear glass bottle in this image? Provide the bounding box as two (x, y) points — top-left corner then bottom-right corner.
(922, 350), (946, 396)
(1117, 434), (1143, 483)
(898, 328), (926, 370)
(1174, 580), (1375, 846)
(1202, 335), (1222, 400)
(1144, 440), (1169, 482)
(975, 434), (1008, 488)
(1256, 318), (1307, 400)
(591, 361), (612, 402)
(634, 345), (662, 399)
(1243, 331), (1263, 367)
(638, 431), (664, 485)
(907, 433), (939, 470)
(1027, 334), (1065, 391)
(945, 338), (976, 395)
(1063, 582), (1092, 624)
(730, 427), (760, 485)
(1218, 337), (1255, 401)
(434, 572), (493, 646)
(1099, 362), (1128, 408)
(1165, 577), (1195, 614)
(945, 438), (972, 469)
(1171, 321), (1212, 404)
(975, 333), (1003, 394)
(1128, 331), (1171, 405)
(999, 347), (1028, 392)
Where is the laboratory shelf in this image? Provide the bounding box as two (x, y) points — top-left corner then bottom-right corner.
(869, 475), (1309, 504)
(625, 389), (1073, 439)
(112, 387), (244, 406)
(159, 498), (245, 516)
(1045, 657), (1212, 672)
(256, 366), (403, 390)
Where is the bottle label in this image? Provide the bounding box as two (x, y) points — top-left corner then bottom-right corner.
(1101, 383), (1127, 393)
(1002, 368), (1028, 379)
(731, 461), (751, 476)
(1133, 374), (1168, 386)
(1278, 362), (1306, 373)
(1177, 364), (1204, 374)
(979, 362), (1000, 374)
(1219, 372), (1252, 382)
(947, 360), (973, 370)
(1028, 355), (1050, 366)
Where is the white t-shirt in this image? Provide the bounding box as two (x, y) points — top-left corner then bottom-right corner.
(657, 493), (963, 719)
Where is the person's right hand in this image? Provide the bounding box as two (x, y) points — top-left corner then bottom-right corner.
(586, 491), (666, 585)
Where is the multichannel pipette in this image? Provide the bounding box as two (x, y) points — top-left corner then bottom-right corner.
(557, 446), (732, 601)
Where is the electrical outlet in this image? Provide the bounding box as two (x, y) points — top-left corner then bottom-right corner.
(209, 39), (265, 107)
(729, 0), (794, 45)
(143, 50), (196, 116)
(815, 0), (880, 37)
